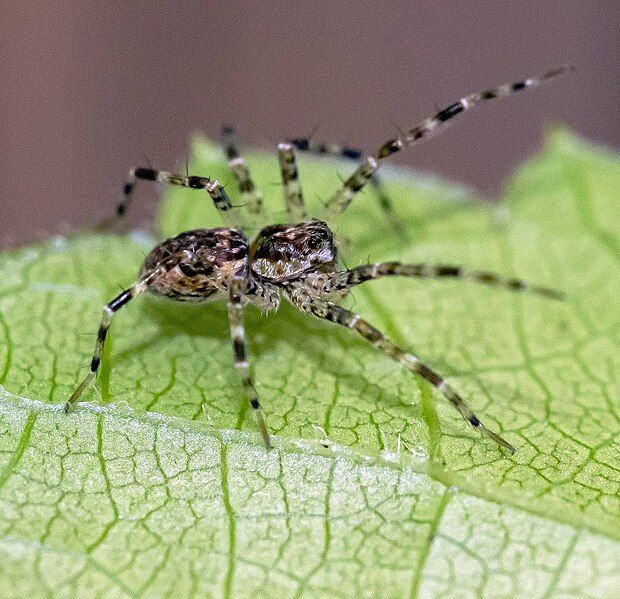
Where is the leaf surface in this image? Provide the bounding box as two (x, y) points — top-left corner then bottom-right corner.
(0, 130), (618, 597)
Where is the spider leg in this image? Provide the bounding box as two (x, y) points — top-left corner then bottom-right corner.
(228, 277), (271, 448)
(324, 66), (574, 218)
(221, 125), (264, 218)
(288, 139), (364, 162)
(288, 138), (406, 237)
(291, 297), (514, 453)
(64, 261), (177, 413)
(277, 142), (307, 221)
(321, 261), (564, 301)
(102, 166), (242, 230)
(221, 124), (243, 161)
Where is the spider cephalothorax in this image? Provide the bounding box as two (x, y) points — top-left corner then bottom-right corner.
(248, 221), (337, 282)
(67, 67), (571, 453)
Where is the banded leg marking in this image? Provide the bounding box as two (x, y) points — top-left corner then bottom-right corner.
(221, 124), (241, 160)
(293, 299), (515, 453)
(221, 126), (263, 216)
(64, 268), (166, 413)
(326, 66), (574, 215)
(289, 138), (364, 162)
(289, 138), (404, 234)
(228, 278), (271, 448)
(277, 143), (307, 221)
(326, 156), (377, 217)
(324, 262), (564, 300)
(114, 166), (240, 228)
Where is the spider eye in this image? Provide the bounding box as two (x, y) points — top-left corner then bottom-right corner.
(307, 235), (324, 249)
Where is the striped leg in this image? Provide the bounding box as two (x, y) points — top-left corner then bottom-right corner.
(108, 167), (242, 229)
(293, 299), (514, 453)
(325, 66), (574, 217)
(221, 126), (264, 217)
(289, 139), (365, 162)
(64, 265), (171, 413)
(320, 261), (564, 300)
(228, 277), (271, 448)
(277, 143), (307, 221)
(289, 138), (405, 236)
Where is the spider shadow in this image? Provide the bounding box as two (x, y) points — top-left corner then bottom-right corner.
(134, 294), (413, 416)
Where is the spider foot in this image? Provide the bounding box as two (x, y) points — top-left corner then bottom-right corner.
(479, 424), (515, 454)
(255, 409), (272, 449)
(64, 373), (94, 414)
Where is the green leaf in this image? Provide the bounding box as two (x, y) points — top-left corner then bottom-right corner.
(0, 130), (618, 597)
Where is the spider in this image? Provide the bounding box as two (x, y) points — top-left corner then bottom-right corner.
(65, 67), (572, 454)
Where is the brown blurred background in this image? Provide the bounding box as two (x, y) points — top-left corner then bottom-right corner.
(1, 1), (618, 247)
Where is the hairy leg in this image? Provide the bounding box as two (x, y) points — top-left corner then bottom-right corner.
(228, 277), (271, 448)
(324, 66), (573, 217)
(222, 126), (264, 218)
(104, 166), (243, 230)
(312, 261), (564, 300)
(291, 297), (515, 452)
(277, 142), (307, 221)
(289, 138), (406, 236)
(65, 260), (178, 412)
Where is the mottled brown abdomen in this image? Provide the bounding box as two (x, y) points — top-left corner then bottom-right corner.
(140, 228), (249, 302)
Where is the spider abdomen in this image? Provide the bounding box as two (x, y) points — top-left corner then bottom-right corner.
(140, 228), (249, 301)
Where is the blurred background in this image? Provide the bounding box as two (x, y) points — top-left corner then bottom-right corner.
(1, 1), (617, 247)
